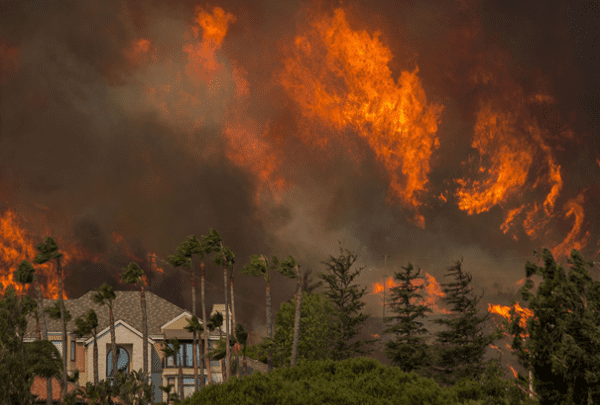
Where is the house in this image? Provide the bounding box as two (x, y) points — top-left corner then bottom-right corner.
(24, 290), (264, 403)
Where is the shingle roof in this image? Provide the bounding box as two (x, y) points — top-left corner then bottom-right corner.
(24, 290), (229, 340)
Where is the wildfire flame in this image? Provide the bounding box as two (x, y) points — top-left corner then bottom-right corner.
(279, 8), (444, 227)
(0, 209), (99, 299)
(149, 253), (164, 274)
(372, 272), (450, 315)
(509, 365), (518, 379)
(488, 302), (534, 339)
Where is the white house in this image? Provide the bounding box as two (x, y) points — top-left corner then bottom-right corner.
(23, 290), (263, 403)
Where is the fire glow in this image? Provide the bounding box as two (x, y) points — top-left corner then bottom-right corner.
(109, 4), (598, 261)
(372, 273), (451, 315)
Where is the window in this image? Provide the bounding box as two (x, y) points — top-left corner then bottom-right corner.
(106, 346), (130, 377)
(164, 342), (201, 368)
(52, 341), (63, 357)
(183, 376), (196, 398)
(70, 341), (75, 362)
(185, 343), (193, 367)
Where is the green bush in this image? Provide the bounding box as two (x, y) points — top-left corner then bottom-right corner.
(178, 356), (539, 405)
(180, 356), (462, 405)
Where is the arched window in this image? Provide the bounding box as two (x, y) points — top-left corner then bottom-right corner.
(106, 346), (130, 377)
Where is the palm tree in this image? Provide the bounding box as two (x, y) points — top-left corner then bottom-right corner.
(73, 309), (99, 385)
(45, 300), (74, 400)
(23, 258), (53, 405)
(161, 338), (183, 401)
(234, 323), (249, 377)
(207, 311), (226, 382)
(120, 262), (149, 395)
(34, 237), (66, 405)
(229, 270), (240, 378)
(93, 283), (118, 384)
(289, 262), (303, 367)
(199, 260), (211, 385)
(184, 315), (204, 390)
(14, 260), (36, 378)
(242, 255), (297, 371)
(201, 229), (234, 382)
(167, 235), (204, 392)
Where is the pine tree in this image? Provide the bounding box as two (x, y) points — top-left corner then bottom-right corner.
(428, 259), (502, 387)
(504, 248), (600, 405)
(383, 262), (433, 374)
(318, 244), (378, 361)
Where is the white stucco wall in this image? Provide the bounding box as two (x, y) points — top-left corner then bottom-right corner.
(85, 322), (154, 383)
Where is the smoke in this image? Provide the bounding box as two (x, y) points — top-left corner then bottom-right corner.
(0, 0), (598, 355)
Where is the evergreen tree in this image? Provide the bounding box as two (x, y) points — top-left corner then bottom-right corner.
(383, 262), (433, 374)
(503, 248), (600, 405)
(317, 244), (378, 361)
(428, 259), (503, 387)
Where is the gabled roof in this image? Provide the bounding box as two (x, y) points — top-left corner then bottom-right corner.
(24, 290), (187, 339)
(24, 290), (232, 340)
(83, 318), (157, 345)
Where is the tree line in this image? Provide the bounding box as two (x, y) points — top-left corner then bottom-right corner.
(1, 229), (599, 405)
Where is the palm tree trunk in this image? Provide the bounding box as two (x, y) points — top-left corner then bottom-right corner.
(178, 360), (183, 401)
(192, 331), (198, 393)
(35, 311), (41, 340)
(35, 279), (53, 405)
(242, 351), (247, 377)
(291, 268), (303, 367)
(201, 262), (211, 386)
(266, 281), (273, 372)
(222, 251), (230, 382)
(109, 306), (118, 383)
(93, 332), (99, 385)
(57, 257), (67, 405)
(230, 272), (240, 379)
(190, 266), (199, 393)
(529, 369), (533, 399)
(141, 281), (149, 403)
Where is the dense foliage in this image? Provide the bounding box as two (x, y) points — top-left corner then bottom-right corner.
(177, 356), (538, 405)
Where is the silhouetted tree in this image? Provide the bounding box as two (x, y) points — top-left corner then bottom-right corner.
(318, 244), (377, 360)
(428, 259), (502, 387)
(383, 262), (433, 374)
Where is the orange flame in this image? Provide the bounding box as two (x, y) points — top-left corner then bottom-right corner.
(490, 344), (498, 349)
(149, 253), (164, 274)
(372, 272), (449, 314)
(488, 302), (534, 338)
(0, 209), (101, 299)
(509, 365), (518, 379)
(371, 334), (380, 339)
(279, 8), (444, 227)
(551, 193), (591, 259)
(223, 120), (290, 206)
(455, 100), (534, 214)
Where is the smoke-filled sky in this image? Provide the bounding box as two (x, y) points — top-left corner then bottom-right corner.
(1, 0), (599, 352)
